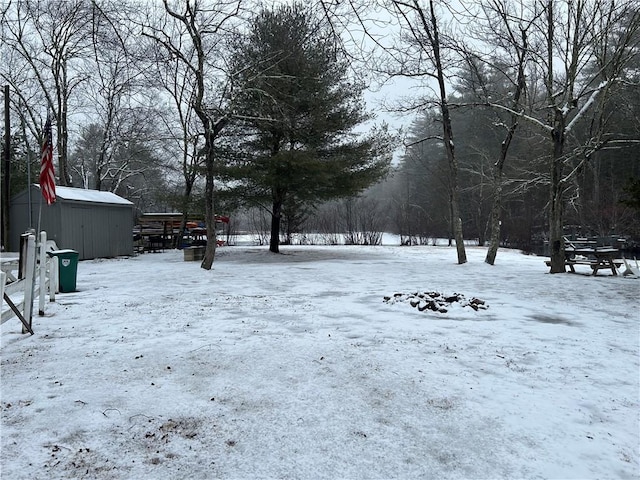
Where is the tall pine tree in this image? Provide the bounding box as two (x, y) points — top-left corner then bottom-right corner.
(226, 3), (392, 253)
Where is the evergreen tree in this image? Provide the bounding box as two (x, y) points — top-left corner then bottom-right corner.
(226, 3), (393, 253)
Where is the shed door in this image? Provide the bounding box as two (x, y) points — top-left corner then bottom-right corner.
(68, 207), (95, 260)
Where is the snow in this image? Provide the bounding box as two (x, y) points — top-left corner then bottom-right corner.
(1, 244), (639, 479)
(35, 185), (133, 205)
(565, 81), (609, 134)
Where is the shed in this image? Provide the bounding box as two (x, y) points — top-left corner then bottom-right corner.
(9, 184), (134, 260)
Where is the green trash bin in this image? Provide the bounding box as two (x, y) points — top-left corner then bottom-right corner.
(48, 249), (79, 293)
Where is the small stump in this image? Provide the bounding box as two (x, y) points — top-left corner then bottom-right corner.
(183, 246), (205, 262)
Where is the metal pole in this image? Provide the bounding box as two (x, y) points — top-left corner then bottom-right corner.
(36, 114), (45, 236)
(23, 102), (33, 229)
(2, 85), (10, 250)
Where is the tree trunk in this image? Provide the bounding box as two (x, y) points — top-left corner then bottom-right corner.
(485, 5), (528, 264)
(57, 111), (70, 186)
(175, 181), (193, 249)
(201, 130), (217, 270)
(447, 193), (454, 247)
(200, 171), (217, 269)
(549, 163), (565, 272)
(444, 120), (466, 263)
(269, 194), (283, 253)
(485, 121), (518, 265)
(57, 61), (71, 186)
(451, 196), (467, 264)
(548, 125), (566, 273)
(199, 115), (228, 270)
(428, 0), (466, 264)
(485, 181), (502, 265)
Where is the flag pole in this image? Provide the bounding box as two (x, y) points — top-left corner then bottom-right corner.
(36, 114), (41, 236)
(18, 97), (35, 229)
(2, 85), (11, 250)
(37, 183), (43, 237)
(38, 111), (56, 235)
(25, 122), (33, 229)
(37, 114), (44, 235)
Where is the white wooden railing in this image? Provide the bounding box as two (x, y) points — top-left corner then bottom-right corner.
(1, 231), (58, 334)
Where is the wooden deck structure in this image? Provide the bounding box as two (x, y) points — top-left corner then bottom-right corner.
(134, 213), (230, 252)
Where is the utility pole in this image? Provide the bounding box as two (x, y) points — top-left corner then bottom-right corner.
(2, 85), (10, 250)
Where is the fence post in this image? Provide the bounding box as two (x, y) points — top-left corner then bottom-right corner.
(18, 233), (29, 279)
(22, 234), (36, 334)
(38, 231), (47, 316)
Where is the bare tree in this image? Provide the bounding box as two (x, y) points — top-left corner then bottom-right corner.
(458, 1), (539, 265)
(322, 0), (468, 263)
(453, 0), (638, 270)
(142, 0), (242, 270)
(2, 0), (94, 186)
(146, 38), (204, 248)
(72, 114), (161, 196)
(392, 0), (467, 263)
(531, 0), (640, 272)
(72, 1), (147, 192)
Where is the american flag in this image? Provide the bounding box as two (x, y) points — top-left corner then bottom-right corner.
(39, 115), (56, 205)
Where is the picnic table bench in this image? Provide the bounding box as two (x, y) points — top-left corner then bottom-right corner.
(546, 237), (622, 275)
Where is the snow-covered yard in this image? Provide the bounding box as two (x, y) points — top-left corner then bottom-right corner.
(1, 245), (638, 479)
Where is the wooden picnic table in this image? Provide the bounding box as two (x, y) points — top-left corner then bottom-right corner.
(562, 246), (621, 275)
(546, 236), (623, 275)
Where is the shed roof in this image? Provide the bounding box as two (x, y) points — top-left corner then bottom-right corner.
(35, 184), (133, 205)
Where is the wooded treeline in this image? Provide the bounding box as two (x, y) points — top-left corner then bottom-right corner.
(1, 0), (639, 269)
(373, 0), (640, 266)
